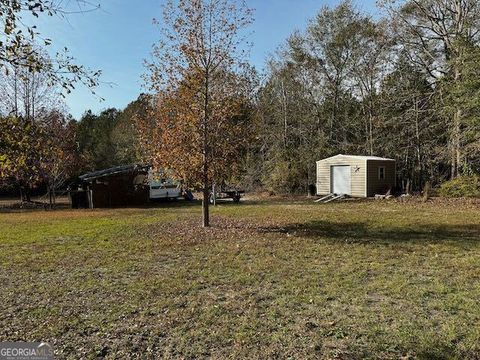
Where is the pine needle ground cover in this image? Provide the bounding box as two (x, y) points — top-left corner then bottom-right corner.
(0, 199), (479, 359)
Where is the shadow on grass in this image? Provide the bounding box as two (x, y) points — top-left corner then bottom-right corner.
(259, 220), (480, 245)
(0, 199), (201, 213)
(150, 198), (270, 208)
(212, 199), (267, 207)
(145, 198), (267, 208)
(147, 199), (201, 208)
(0, 198), (266, 213)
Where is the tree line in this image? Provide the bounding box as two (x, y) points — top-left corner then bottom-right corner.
(1, 0), (480, 213)
(0, 56), (148, 203)
(250, 0), (480, 195)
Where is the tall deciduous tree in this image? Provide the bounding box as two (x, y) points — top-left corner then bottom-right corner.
(40, 110), (78, 207)
(383, 0), (480, 177)
(0, 112), (79, 204)
(0, 61), (64, 119)
(111, 94), (152, 165)
(440, 45), (480, 173)
(143, 0), (254, 227)
(377, 55), (442, 190)
(0, 116), (46, 200)
(0, 51), (77, 202)
(289, 1), (366, 146)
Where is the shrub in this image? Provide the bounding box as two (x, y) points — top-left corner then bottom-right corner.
(262, 160), (304, 194)
(438, 175), (480, 198)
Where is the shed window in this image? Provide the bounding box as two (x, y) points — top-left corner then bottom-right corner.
(378, 166), (385, 180)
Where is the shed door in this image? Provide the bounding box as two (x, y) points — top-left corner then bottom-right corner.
(331, 165), (351, 195)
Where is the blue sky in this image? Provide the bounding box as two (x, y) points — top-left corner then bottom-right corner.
(35, 0), (377, 119)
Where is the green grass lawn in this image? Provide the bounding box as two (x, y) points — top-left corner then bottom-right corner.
(0, 198), (479, 359)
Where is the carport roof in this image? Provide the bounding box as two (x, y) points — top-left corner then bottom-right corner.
(79, 164), (149, 182)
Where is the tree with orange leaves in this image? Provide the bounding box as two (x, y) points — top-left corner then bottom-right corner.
(141, 0), (255, 227)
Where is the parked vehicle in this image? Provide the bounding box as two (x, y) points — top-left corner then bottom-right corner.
(148, 170), (182, 200)
(209, 184), (245, 204)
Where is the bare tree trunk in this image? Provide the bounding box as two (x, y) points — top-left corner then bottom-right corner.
(25, 185), (31, 202)
(450, 141), (457, 178)
(49, 186), (53, 209)
(404, 151), (410, 194)
(202, 171), (210, 227)
(449, 0), (465, 179)
(414, 95), (423, 187)
(14, 68), (18, 117)
(368, 85), (375, 156)
(202, 69), (210, 228)
(281, 80), (288, 149)
(368, 112), (374, 156)
(31, 74), (35, 121)
(364, 115), (369, 154)
(331, 85), (339, 142)
(454, 108), (462, 176)
(451, 65), (462, 178)
(24, 77), (29, 119)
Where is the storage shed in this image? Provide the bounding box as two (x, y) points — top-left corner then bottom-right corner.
(316, 155), (396, 198)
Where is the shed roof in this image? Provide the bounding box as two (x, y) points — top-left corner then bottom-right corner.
(317, 154), (395, 163)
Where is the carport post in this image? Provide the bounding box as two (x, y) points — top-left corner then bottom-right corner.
(212, 183), (217, 206)
(87, 186), (94, 209)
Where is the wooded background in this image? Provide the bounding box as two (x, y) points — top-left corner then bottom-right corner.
(1, 0), (480, 199)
